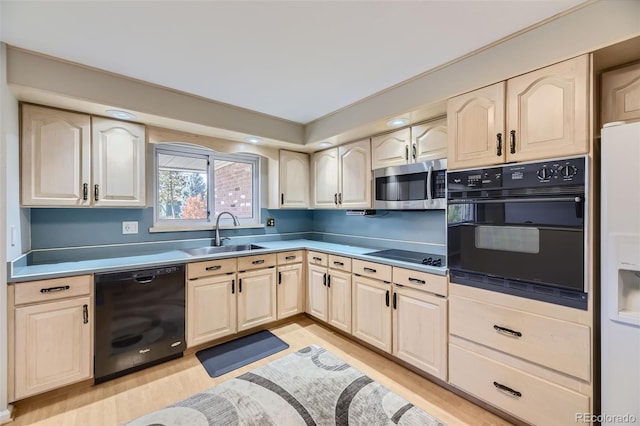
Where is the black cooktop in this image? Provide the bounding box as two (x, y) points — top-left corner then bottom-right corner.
(364, 249), (445, 267)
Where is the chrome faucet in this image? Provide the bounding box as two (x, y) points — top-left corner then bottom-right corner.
(214, 211), (240, 246)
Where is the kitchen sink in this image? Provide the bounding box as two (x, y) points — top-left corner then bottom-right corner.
(181, 244), (265, 256)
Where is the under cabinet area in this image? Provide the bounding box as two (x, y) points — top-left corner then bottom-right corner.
(21, 103), (146, 207)
(447, 54), (589, 170)
(8, 275), (93, 402)
(448, 283), (592, 425)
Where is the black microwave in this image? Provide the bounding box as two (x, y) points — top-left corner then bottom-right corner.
(373, 159), (447, 210)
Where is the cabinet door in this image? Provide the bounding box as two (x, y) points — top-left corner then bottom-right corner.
(506, 55), (589, 162)
(327, 269), (352, 334)
(187, 274), (236, 347)
(602, 62), (640, 125)
(279, 150), (309, 208)
(14, 297), (92, 399)
(307, 264), (328, 322)
(21, 104), (91, 206)
(339, 139), (371, 209)
(277, 263), (304, 319)
(352, 275), (392, 353)
(411, 118), (448, 162)
(447, 82), (506, 170)
(311, 148), (339, 208)
(393, 286), (447, 380)
(237, 268), (277, 331)
(91, 117), (146, 207)
(371, 128), (410, 169)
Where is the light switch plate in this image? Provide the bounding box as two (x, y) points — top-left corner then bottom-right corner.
(122, 221), (139, 234)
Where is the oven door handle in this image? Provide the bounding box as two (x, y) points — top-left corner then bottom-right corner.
(426, 165), (433, 204)
(448, 196), (582, 204)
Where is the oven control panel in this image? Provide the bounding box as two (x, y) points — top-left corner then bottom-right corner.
(448, 156), (586, 191)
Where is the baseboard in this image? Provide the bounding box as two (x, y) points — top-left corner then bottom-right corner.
(0, 405), (14, 424)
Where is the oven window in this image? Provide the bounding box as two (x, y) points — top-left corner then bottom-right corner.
(475, 226), (540, 254)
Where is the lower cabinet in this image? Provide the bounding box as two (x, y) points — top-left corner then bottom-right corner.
(351, 274), (392, 352)
(10, 275), (93, 401)
(306, 252), (352, 334)
(277, 263), (304, 319)
(186, 258), (237, 348)
(237, 267), (277, 331)
(392, 285), (447, 381)
(326, 269), (351, 333)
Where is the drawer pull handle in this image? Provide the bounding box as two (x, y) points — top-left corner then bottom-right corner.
(408, 277), (426, 285)
(40, 285), (70, 293)
(333, 261), (344, 266)
(364, 267), (377, 273)
(205, 265), (222, 271)
(83, 304), (89, 324)
(252, 259), (265, 265)
(313, 256), (323, 262)
(493, 381), (522, 398)
(285, 255), (296, 260)
(493, 325), (523, 338)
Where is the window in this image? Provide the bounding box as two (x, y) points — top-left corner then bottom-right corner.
(154, 144), (260, 229)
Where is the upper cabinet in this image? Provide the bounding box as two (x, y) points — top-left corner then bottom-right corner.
(21, 104), (146, 207)
(371, 119), (447, 170)
(601, 61), (640, 125)
(311, 139), (371, 209)
(279, 150), (309, 208)
(447, 55), (589, 170)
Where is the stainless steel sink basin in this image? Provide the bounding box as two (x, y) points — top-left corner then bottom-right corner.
(181, 244), (265, 256)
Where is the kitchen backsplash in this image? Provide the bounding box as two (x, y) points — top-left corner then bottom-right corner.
(28, 207), (446, 255)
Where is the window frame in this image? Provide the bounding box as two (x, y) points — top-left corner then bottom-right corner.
(152, 143), (261, 231)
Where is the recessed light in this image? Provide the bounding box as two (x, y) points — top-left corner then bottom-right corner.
(319, 141), (333, 148)
(386, 117), (409, 127)
(245, 136), (262, 143)
(105, 109), (136, 120)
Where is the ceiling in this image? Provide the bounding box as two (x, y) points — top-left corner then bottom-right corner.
(1, 0), (588, 125)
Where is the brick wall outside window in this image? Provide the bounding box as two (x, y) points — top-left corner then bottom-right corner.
(214, 161), (253, 218)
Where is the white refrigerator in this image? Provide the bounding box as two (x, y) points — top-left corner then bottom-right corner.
(601, 121), (640, 425)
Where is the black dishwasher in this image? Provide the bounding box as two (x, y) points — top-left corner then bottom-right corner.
(94, 264), (186, 383)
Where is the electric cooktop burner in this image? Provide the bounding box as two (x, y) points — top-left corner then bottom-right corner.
(364, 249), (445, 267)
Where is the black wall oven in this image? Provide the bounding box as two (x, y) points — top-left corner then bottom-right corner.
(447, 156), (588, 309)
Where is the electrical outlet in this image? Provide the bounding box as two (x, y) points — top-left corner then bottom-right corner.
(266, 218), (275, 227)
(122, 221), (139, 234)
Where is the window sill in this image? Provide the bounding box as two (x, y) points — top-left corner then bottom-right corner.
(149, 223), (266, 233)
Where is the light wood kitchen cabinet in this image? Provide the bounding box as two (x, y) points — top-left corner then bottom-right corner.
(392, 283), (448, 381)
(186, 258), (238, 348)
(279, 150), (309, 208)
(277, 252), (304, 319)
(601, 61), (640, 125)
(306, 252), (352, 333)
(237, 267), (277, 331)
(10, 275), (93, 401)
(371, 120), (447, 170)
(447, 55), (589, 170)
(351, 274), (392, 353)
(371, 128), (411, 169)
(21, 104), (146, 207)
(311, 139), (371, 209)
(449, 283), (592, 425)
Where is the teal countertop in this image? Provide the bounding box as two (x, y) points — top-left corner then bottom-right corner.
(8, 239), (447, 282)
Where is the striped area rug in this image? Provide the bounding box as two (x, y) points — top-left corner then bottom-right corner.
(126, 345), (445, 426)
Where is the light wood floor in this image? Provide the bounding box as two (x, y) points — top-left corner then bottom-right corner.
(8, 317), (514, 426)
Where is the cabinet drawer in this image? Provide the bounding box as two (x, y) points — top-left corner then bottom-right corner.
(238, 253), (277, 271)
(450, 344), (589, 426)
(353, 259), (392, 282)
(307, 251), (328, 267)
(328, 254), (351, 272)
(393, 267), (447, 296)
(187, 258), (236, 279)
(450, 295), (590, 381)
(277, 250), (303, 264)
(14, 275), (91, 305)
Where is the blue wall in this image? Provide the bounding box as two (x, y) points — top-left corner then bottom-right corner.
(29, 207), (446, 256)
